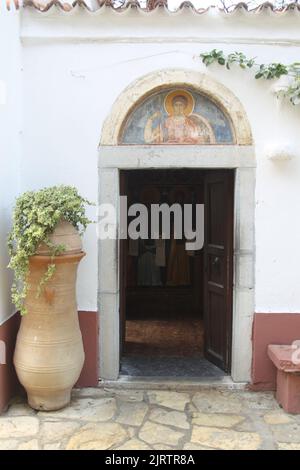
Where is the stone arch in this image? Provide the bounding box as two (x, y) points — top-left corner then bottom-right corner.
(100, 68), (252, 146)
(98, 68), (255, 383)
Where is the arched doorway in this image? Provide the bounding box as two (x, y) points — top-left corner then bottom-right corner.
(98, 69), (255, 383)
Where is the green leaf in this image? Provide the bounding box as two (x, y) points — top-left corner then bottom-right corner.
(200, 50), (300, 107)
(7, 185), (93, 314)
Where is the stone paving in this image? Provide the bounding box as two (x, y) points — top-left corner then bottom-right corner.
(1, 388), (300, 450)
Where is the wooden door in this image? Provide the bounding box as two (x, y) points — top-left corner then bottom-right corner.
(204, 170), (234, 372)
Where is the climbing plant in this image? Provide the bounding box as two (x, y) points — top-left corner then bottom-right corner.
(200, 49), (300, 105)
(8, 185), (93, 315)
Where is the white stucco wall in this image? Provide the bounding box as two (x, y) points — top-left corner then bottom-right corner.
(0, 10), (21, 325)
(14, 8), (300, 313)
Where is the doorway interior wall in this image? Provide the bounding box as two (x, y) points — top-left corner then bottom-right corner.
(119, 169), (234, 378)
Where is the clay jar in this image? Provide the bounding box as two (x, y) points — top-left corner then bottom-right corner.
(13, 220), (85, 411)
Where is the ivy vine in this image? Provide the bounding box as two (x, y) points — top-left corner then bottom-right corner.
(200, 49), (300, 105)
(8, 185), (93, 315)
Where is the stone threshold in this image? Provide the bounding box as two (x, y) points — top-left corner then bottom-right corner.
(98, 375), (248, 391)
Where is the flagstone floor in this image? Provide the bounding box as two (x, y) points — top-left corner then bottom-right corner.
(1, 388), (300, 450)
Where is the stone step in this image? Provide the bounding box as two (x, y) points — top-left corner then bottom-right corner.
(98, 376), (248, 392)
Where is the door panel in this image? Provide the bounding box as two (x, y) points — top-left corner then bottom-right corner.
(204, 171), (234, 372)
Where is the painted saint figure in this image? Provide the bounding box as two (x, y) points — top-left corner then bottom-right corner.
(144, 90), (215, 145)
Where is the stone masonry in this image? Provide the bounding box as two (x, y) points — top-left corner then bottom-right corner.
(1, 388), (300, 450)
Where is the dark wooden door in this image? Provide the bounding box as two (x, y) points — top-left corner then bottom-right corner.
(204, 170), (234, 372)
(119, 171), (127, 361)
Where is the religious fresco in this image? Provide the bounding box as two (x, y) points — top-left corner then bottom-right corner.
(120, 88), (234, 145)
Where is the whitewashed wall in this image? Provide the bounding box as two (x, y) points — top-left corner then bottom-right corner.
(13, 9), (300, 313)
(0, 10), (21, 325)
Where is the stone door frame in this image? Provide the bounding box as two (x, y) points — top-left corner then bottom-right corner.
(98, 69), (255, 383)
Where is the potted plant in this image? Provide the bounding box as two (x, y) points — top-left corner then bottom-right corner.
(8, 185), (92, 411)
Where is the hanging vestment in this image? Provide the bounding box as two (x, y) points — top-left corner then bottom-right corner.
(166, 237), (190, 286)
(137, 240), (162, 286)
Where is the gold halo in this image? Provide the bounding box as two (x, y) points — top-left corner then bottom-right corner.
(164, 89), (195, 116)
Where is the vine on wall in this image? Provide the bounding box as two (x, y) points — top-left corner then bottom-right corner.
(200, 50), (300, 105)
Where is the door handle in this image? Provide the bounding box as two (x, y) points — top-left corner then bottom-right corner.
(212, 256), (221, 266)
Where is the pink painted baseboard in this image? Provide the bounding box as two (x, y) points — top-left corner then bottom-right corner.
(0, 313), (21, 413)
(251, 313), (300, 391)
(76, 311), (99, 388)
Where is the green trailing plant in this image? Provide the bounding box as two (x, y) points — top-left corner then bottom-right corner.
(8, 185), (93, 315)
(200, 49), (300, 105)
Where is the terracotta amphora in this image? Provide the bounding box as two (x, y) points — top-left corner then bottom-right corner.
(14, 221), (85, 411)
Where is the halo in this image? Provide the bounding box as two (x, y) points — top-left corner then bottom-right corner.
(164, 89), (195, 116)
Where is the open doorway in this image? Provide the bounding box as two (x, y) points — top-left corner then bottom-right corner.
(119, 169), (234, 379)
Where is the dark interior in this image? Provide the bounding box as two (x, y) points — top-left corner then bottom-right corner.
(123, 169), (205, 359)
